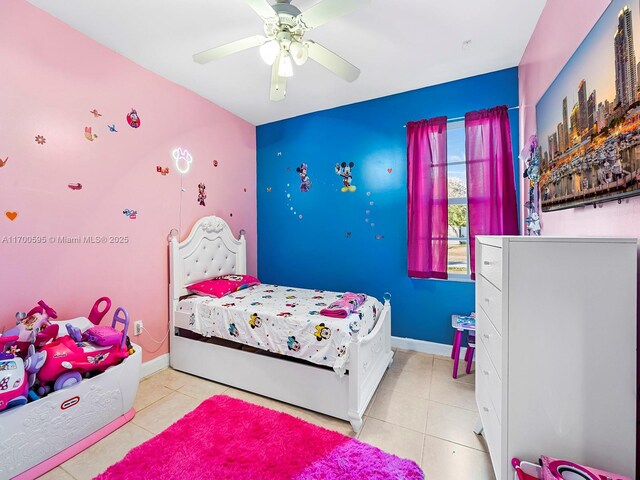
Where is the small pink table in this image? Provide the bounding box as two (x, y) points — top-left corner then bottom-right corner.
(451, 314), (476, 379)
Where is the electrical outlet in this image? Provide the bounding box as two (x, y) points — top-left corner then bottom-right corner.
(134, 320), (143, 336)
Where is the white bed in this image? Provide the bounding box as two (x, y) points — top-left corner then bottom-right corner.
(168, 216), (393, 432)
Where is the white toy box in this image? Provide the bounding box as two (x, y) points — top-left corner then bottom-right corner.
(0, 342), (141, 479)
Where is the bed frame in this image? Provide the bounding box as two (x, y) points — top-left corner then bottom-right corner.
(168, 216), (393, 432)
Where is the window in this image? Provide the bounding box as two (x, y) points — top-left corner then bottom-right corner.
(447, 121), (470, 278)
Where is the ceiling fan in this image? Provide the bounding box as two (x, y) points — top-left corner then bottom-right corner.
(193, 0), (370, 101)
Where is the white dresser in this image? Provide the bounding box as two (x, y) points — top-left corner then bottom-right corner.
(475, 236), (637, 480)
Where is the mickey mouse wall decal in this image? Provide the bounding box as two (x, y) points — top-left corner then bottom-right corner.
(335, 162), (356, 192)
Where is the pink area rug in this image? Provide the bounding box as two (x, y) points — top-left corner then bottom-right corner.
(95, 395), (424, 480)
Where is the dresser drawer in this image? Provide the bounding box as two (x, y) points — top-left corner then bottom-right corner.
(477, 337), (502, 423)
(477, 370), (502, 477)
(477, 274), (503, 335)
(477, 307), (503, 380)
(478, 243), (503, 290)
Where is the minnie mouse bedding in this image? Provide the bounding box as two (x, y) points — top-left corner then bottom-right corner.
(175, 284), (382, 375)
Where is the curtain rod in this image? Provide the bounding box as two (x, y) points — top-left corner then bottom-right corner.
(403, 106), (520, 127)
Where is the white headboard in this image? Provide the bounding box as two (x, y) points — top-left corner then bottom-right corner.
(169, 216), (247, 300)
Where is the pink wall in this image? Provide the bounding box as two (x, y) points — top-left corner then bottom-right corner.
(520, 0), (639, 469)
(517, 0), (640, 236)
(0, 1), (257, 362)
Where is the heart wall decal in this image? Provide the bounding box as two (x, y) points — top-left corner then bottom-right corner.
(5, 211), (18, 221)
(387, 168), (392, 174)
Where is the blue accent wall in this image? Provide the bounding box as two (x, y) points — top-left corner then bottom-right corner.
(256, 67), (520, 345)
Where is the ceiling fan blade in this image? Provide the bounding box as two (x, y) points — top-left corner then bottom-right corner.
(244, 0), (278, 19)
(306, 41), (360, 82)
(297, 0), (370, 30)
(193, 35), (266, 64)
(270, 55), (286, 101)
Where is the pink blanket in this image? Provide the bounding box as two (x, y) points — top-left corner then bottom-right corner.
(320, 292), (367, 318)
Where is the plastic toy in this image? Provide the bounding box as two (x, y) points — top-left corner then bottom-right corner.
(0, 337), (47, 411)
(512, 456), (632, 480)
(88, 297), (111, 325)
(3, 300), (59, 355)
(36, 307), (132, 393)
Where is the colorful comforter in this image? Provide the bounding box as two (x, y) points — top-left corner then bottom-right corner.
(175, 284), (382, 375)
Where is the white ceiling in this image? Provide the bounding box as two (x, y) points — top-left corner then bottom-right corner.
(27, 0), (547, 125)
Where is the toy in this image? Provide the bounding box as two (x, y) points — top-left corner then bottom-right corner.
(335, 162), (356, 192)
(512, 456), (632, 480)
(3, 300), (59, 355)
(36, 307), (132, 393)
(88, 296), (111, 325)
(0, 337), (47, 411)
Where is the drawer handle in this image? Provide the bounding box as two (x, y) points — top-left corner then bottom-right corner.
(483, 370), (490, 376)
(483, 261), (491, 265)
(483, 334), (490, 340)
(484, 297), (490, 303)
(482, 406), (490, 412)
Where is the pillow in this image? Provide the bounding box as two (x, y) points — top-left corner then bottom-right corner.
(187, 274), (260, 298)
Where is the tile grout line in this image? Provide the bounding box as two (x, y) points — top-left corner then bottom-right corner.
(59, 465), (78, 480)
(419, 356), (433, 469)
(423, 432), (490, 454)
(427, 398), (479, 413)
(134, 389), (175, 413)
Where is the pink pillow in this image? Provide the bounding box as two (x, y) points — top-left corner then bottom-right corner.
(187, 274), (260, 298)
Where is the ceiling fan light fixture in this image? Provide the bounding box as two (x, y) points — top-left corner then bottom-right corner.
(279, 51), (294, 77)
(259, 40), (281, 65)
(289, 40), (308, 66)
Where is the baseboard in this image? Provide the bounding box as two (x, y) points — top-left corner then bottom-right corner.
(391, 336), (466, 358)
(139, 353), (170, 379)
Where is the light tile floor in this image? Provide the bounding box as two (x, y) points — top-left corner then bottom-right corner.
(38, 350), (496, 480)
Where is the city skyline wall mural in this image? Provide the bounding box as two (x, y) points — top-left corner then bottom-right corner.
(537, 0), (640, 211)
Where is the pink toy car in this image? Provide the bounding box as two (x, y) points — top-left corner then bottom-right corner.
(36, 307), (132, 392)
(0, 337), (47, 411)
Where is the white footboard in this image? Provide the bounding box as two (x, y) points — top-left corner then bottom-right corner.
(348, 297), (394, 432)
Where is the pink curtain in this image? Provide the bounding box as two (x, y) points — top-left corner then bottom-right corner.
(465, 106), (519, 279)
(407, 117), (448, 279)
